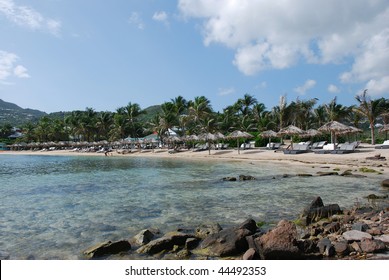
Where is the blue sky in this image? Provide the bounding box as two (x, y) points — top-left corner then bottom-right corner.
(1, 0), (388, 113)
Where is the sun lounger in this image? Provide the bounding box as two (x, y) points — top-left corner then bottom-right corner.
(314, 143), (335, 154)
(283, 144), (310, 154)
(331, 142), (358, 154)
(375, 140), (389, 149)
(266, 142), (282, 150)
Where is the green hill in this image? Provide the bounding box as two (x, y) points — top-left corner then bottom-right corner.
(0, 99), (47, 126)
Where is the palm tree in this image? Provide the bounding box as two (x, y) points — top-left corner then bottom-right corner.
(354, 90), (386, 145)
(96, 111), (113, 140)
(235, 94), (258, 116)
(324, 97), (350, 122)
(188, 96), (213, 133)
(122, 102), (145, 138)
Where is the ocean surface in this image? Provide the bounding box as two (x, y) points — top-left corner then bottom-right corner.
(0, 154), (387, 259)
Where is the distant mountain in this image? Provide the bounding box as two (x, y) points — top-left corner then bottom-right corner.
(0, 99), (47, 126)
(0, 99), (162, 127)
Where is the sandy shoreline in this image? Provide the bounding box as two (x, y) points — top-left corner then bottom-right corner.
(2, 143), (389, 177)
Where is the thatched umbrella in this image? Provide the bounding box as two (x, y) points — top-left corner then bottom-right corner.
(199, 132), (218, 155)
(318, 121), (352, 146)
(277, 125), (304, 149)
(261, 130), (277, 144)
(227, 130), (253, 154)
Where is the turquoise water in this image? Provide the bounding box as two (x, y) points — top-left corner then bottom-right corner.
(0, 154), (387, 259)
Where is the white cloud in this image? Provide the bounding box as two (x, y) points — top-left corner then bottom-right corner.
(0, 0), (61, 36)
(0, 50), (30, 81)
(153, 11), (169, 25)
(14, 65), (30, 78)
(294, 79), (316, 95)
(128, 12), (144, 30)
(328, 84), (340, 93)
(218, 87), (235, 96)
(178, 0), (389, 92)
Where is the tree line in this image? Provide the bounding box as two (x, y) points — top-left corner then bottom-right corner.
(2, 89), (389, 145)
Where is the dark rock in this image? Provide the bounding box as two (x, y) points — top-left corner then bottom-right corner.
(340, 170), (353, 176)
(243, 248), (259, 260)
(360, 238), (386, 253)
(301, 197), (342, 225)
(352, 223), (369, 232)
(195, 223), (222, 239)
(239, 175), (256, 181)
(84, 240), (131, 258)
(317, 238), (335, 257)
(366, 194), (388, 199)
(201, 219), (258, 257)
(381, 179), (389, 188)
(133, 229), (155, 246)
(137, 232), (195, 255)
(256, 220), (302, 259)
(222, 177), (237, 181)
(333, 241), (349, 256)
(316, 171), (339, 176)
(342, 230), (372, 242)
(185, 238), (200, 250)
(296, 239), (318, 254)
(297, 173), (312, 177)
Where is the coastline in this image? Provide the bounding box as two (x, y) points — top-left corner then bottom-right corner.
(3, 143), (389, 177)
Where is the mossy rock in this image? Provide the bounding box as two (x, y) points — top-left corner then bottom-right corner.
(359, 167), (378, 173)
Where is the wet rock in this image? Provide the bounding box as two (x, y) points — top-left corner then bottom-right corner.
(256, 220), (301, 259)
(360, 238), (386, 253)
(333, 241), (349, 256)
(381, 179), (389, 188)
(84, 240), (131, 258)
(317, 238), (335, 257)
(222, 177), (237, 181)
(297, 173), (312, 177)
(301, 197), (342, 225)
(366, 194), (388, 199)
(342, 230), (372, 242)
(137, 232), (196, 255)
(195, 223), (222, 239)
(243, 248), (259, 260)
(201, 219), (258, 257)
(185, 238), (200, 250)
(239, 175), (256, 181)
(316, 171), (339, 176)
(133, 229), (155, 246)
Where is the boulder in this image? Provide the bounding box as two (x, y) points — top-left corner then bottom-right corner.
(185, 238), (200, 250)
(84, 240), (131, 258)
(201, 219), (258, 257)
(133, 229), (155, 246)
(255, 220), (302, 259)
(342, 230), (372, 242)
(136, 232), (196, 255)
(239, 175), (256, 181)
(374, 234), (389, 244)
(301, 197), (342, 225)
(360, 238), (386, 253)
(333, 241), (349, 256)
(381, 179), (389, 188)
(195, 223), (222, 239)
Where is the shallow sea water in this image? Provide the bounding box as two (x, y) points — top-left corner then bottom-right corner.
(0, 154), (387, 259)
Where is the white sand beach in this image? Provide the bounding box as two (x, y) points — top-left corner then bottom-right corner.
(3, 143), (389, 177)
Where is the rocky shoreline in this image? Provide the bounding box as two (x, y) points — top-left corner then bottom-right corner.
(84, 192), (389, 260)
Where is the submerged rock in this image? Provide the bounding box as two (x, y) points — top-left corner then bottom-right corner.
(84, 240), (131, 258)
(381, 179), (389, 188)
(239, 175), (256, 181)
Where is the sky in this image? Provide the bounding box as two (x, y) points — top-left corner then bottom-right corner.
(0, 0), (388, 113)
